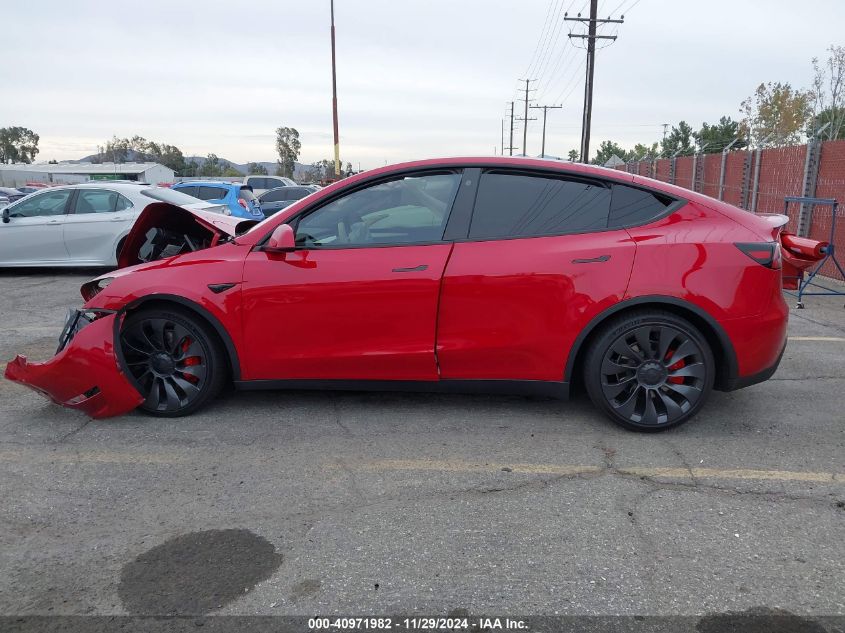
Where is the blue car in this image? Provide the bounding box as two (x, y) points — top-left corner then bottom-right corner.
(171, 181), (264, 219)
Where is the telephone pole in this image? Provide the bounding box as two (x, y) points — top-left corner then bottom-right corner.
(330, 0), (341, 178)
(505, 101), (518, 156)
(565, 1), (624, 163)
(517, 79), (537, 156)
(501, 119), (505, 156)
(530, 104), (563, 157)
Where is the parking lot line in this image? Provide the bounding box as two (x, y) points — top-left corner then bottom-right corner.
(355, 459), (844, 483)
(789, 336), (845, 342)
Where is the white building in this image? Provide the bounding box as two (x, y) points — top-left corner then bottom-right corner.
(0, 162), (175, 187)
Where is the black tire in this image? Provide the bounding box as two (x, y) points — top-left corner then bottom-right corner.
(583, 310), (715, 431)
(115, 237), (126, 263)
(120, 307), (227, 417)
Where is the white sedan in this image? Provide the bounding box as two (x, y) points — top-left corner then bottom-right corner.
(0, 182), (227, 267)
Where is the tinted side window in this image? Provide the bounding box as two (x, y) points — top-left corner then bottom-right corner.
(295, 172), (461, 247)
(8, 190), (73, 218)
(75, 189), (117, 213)
(175, 185), (198, 198)
(469, 172), (611, 240)
(198, 186), (226, 201)
(609, 184), (674, 228)
(262, 189), (285, 203)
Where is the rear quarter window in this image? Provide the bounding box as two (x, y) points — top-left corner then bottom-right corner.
(609, 184), (676, 228)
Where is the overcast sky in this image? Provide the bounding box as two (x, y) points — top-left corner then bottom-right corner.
(2, 0), (843, 168)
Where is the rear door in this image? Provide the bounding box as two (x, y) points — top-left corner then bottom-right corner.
(0, 189), (74, 264)
(63, 188), (135, 264)
(435, 169), (637, 382)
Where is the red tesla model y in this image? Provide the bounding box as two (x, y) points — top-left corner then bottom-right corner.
(6, 157), (794, 431)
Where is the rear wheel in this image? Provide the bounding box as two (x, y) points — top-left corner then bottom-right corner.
(120, 308), (226, 416)
(584, 310), (714, 431)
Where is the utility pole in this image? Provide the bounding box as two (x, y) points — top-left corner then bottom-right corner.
(530, 104), (563, 157)
(565, 2), (624, 163)
(330, 0), (341, 178)
(505, 101), (518, 156)
(517, 79), (537, 156)
(501, 119), (504, 156)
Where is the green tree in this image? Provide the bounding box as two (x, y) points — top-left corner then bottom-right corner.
(275, 127), (301, 179)
(222, 165), (243, 177)
(199, 153), (223, 177)
(809, 45), (845, 139)
(0, 127), (40, 163)
(740, 82), (811, 146)
(661, 121), (695, 156)
(592, 140), (631, 165)
(567, 149), (579, 162)
(632, 142), (659, 159)
(695, 116), (747, 153)
(247, 162), (268, 175)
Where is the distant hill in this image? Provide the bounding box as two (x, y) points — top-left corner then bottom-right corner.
(71, 152), (309, 178)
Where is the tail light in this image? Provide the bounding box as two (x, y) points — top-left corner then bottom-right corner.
(735, 242), (781, 269)
(238, 198), (248, 209)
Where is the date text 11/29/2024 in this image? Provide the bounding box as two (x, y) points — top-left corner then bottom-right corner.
(308, 617), (529, 630)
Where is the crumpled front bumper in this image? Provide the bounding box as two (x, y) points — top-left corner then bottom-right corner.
(4, 311), (143, 419)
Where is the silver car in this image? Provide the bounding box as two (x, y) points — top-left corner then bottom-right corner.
(0, 183), (226, 267)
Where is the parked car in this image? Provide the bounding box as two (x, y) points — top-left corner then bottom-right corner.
(0, 187), (27, 203)
(243, 175), (296, 195)
(171, 181), (264, 219)
(257, 185), (319, 216)
(6, 156), (816, 431)
(15, 187), (41, 195)
(0, 182), (227, 267)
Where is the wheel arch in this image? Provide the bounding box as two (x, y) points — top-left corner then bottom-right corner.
(565, 296), (738, 392)
(118, 294), (242, 381)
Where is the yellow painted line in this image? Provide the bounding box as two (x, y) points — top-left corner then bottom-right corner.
(355, 459), (843, 484)
(0, 450), (183, 465)
(789, 336), (845, 342)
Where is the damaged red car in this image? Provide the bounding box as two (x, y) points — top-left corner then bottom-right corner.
(4, 157), (825, 430)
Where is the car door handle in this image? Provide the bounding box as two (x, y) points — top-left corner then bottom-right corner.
(392, 264), (428, 273)
(572, 255), (610, 264)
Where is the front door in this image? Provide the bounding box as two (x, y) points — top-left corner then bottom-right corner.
(0, 189), (74, 264)
(240, 170), (463, 381)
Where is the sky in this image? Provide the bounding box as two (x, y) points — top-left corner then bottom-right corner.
(2, 0), (844, 169)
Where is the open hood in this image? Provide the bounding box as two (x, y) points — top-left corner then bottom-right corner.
(118, 202), (259, 268)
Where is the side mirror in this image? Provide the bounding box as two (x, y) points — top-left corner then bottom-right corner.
(2, 207), (10, 223)
(265, 223), (296, 252)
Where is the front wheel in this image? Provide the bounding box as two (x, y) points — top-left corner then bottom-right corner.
(584, 310), (715, 431)
(120, 308), (226, 416)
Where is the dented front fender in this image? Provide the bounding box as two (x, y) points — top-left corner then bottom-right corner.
(4, 313), (143, 419)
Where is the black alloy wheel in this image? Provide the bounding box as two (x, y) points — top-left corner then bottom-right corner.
(584, 311), (714, 431)
(120, 308), (226, 416)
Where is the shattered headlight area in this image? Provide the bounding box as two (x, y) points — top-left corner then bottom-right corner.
(6, 309), (144, 419)
(57, 308), (116, 353)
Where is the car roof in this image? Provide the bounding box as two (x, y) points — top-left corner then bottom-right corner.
(174, 181), (241, 187)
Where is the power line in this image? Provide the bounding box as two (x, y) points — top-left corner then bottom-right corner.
(524, 1), (560, 80)
(565, 0), (625, 162)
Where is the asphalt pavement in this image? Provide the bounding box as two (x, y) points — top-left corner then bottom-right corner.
(0, 269), (843, 629)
